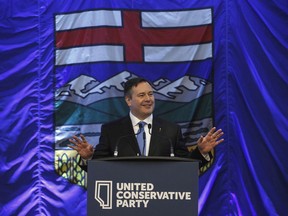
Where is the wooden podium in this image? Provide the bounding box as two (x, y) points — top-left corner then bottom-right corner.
(87, 157), (199, 216)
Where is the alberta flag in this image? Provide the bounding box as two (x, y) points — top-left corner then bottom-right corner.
(52, 3), (215, 216)
(53, 1), (214, 215)
(55, 5), (213, 157)
(54, 2), (215, 190)
(1, 0), (287, 216)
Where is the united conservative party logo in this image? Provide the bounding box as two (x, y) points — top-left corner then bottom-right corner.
(94, 181), (192, 209)
(95, 181), (113, 209)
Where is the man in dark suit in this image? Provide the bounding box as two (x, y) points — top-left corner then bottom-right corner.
(69, 77), (224, 165)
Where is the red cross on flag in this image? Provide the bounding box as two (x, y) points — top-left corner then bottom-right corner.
(55, 8), (212, 65)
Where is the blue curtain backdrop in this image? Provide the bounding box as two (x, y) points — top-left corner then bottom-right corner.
(0, 0), (287, 216)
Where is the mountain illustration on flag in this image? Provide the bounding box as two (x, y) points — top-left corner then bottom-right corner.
(55, 71), (212, 104)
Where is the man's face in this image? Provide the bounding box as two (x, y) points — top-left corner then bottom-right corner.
(125, 82), (155, 120)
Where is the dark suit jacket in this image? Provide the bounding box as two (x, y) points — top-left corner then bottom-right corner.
(93, 116), (208, 164)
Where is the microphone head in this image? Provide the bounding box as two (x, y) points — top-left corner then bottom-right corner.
(148, 124), (152, 129)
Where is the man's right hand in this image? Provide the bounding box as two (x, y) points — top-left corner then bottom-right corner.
(68, 134), (94, 160)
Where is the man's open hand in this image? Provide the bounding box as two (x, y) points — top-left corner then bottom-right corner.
(68, 134), (94, 160)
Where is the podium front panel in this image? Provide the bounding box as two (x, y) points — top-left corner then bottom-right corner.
(87, 158), (198, 216)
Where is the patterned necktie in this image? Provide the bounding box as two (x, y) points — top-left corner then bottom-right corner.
(137, 121), (146, 155)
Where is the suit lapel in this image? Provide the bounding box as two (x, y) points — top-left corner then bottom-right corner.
(120, 116), (140, 154)
(149, 118), (162, 155)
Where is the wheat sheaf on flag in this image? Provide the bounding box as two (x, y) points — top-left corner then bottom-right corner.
(55, 8), (212, 64)
(54, 8), (214, 186)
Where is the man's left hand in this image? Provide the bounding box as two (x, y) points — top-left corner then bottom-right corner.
(197, 127), (224, 155)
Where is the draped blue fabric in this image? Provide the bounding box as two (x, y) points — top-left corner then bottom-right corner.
(0, 0), (287, 215)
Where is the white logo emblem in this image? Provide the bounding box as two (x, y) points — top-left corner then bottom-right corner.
(95, 181), (113, 209)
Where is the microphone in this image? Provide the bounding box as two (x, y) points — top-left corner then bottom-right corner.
(113, 144), (119, 157)
(148, 123), (152, 134)
(113, 128), (144, 157)
(147, 124), (174, 157)
(170, 142), (175, 157)
(113, 134), (136, 157)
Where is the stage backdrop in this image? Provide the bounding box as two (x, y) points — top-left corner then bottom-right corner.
(0, 0), (287, 215)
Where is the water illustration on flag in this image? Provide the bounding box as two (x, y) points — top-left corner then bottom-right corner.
(54, 8), (214, 186)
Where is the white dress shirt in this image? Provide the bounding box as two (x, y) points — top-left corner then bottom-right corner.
(129, 112), (153, 156)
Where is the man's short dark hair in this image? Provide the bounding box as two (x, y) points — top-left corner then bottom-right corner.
(124, 77), (151, 97)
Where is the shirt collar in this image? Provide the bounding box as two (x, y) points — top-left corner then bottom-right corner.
(129, 112), (153, 127)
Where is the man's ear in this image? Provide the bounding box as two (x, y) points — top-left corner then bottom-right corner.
(125, 96), (131, 107)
